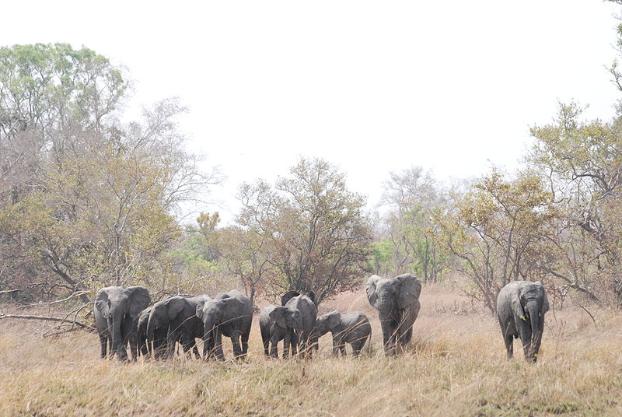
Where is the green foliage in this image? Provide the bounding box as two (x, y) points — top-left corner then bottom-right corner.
(238, 158), (372, 303)
(0, 44), (210, 300)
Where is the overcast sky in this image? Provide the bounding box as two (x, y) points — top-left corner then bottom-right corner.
(2, 1), (621, 222)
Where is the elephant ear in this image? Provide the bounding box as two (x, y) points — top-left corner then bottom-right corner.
(327, 311), (341, 331)
(542, 289), (550, 313)
(126, 286), (151, 318)
(531, 282), (550, 313)
(95, 289), (110, 318)
(395, 274), (422, 310)
(366, 275), (382, 308)
(269, 306), (288, 328)
(195, 300), (207, 320)
(281, 290), (300, 306)
(165, 297), (186, 320)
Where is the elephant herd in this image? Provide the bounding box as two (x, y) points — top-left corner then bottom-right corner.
(93, 274), (549, 363)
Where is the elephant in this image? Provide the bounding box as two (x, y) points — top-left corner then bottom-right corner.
(496, 280), (549, 363)
(94, 286), (151, 361)
(195, 290), (253, 360)
(136, 306), (167, 359)
(366, 274), (421, 356)
(313, 311), (371, 357)
(281, 290), (316, 307)
(259, 304), (298, 358)
(146, 294), (209, 359)
(268, 293), (317, 358)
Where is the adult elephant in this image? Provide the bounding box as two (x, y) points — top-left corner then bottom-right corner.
(496, 281), (549, 363)
(268, 293), (317, 358)
(94, 286), (151, 361)
(366, 274), (421, 356)
(136, 306), (167, 359)
(195, 290), (253, 360)
(146, 295), (209, 359)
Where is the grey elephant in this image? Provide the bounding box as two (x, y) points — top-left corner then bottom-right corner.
(94, 286), (151, 361)
(136, 306), (167, 359)
(195, 290), (253, 360)
(267, 293), (317, 358)
(259, 304), (297, 358)
(496, 280), (549, 362)
(314, 311), (371, 357)
(366, 274), (421, 356)
(146, 294), (209, 359)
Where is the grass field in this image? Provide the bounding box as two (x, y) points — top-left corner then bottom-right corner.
(1, 285), (622, 417)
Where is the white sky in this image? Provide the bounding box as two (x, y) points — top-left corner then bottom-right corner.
(1, 1), (621, 223)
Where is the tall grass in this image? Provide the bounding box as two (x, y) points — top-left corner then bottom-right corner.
(1, 287), (621, 417)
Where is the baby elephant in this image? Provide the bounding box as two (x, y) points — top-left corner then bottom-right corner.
(496, 280), (549, 363)
(259, 304), (296, 358)
(314, 311), (371, 357)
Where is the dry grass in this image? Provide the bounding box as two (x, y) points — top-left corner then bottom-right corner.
(2, 286), (622, 417)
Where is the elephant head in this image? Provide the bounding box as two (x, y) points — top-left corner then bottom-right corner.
(269, 306), (303, 331)
(366, 274), (421, 319)
(146, 296), (186, 343)
(511, 281), (549, 362)
(94, 286), (151, 360)
(314, 311), (341, 338)
(195, 298), (225, 349)
(281, 290), (317, 306)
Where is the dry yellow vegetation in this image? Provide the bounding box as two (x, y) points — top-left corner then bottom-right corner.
(1, 285), (621, 417)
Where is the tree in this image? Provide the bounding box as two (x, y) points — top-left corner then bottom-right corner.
(379, 167), (450, 281)
(218, 226), (275, 306)
(0, 45), (214, 301)
(237, 158), (372, 304)
(439, 170), (557, 313)
(530, 103), (622, 303)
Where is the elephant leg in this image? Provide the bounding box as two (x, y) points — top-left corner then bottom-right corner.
(502, 322), (514, 360)
(241, 330), (250, 356)
(283, 336), (290, 359)
(231, 331), (243, 358)
(214, 330), (225, 361)
(99, 334), (108, 359)
(191, 341), (201, 359)
(351, 341), (364, 357)
(263, 336), (270, 356)
(291, 333), (298, 358)
(128, 334), (138, 362)
(270, 334), (279, 358)
(166, 329), (178, 359)
(516, 318), (533, 362)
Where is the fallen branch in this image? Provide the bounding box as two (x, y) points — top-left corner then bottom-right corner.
(19, 291), (92, 308)
(0, 289), (19, 295)
(0, 313), (96, 332)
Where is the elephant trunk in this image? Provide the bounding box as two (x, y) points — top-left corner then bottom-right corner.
(527, 302), (541, 362)
(203, 317), (216, 357)
(110, 311), (126, 361)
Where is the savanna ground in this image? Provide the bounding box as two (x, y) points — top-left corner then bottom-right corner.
(1, 285), (621, 417)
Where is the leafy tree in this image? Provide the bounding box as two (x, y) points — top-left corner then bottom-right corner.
(439, 170), (557, 313)
(237, 158), (372, 304)
(379, 167), (450, 282)
(530, 103), (622, 303)
(0, 45), (214, 301)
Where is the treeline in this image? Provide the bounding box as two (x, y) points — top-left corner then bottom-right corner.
(1, 32), (622, 312)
